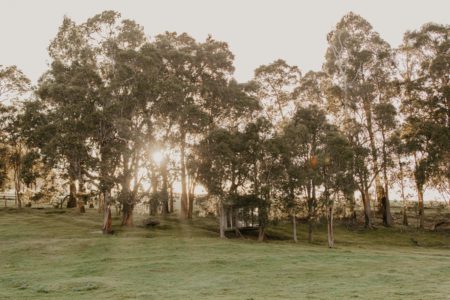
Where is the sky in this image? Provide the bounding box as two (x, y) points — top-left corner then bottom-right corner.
(1, 0), (449, 85)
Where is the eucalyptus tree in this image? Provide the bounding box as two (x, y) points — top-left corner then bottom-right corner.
(254, 59), (301, 126)
(36, 62), (98, 208)
(373, 103), (397, 225)
(0, 65), (31, 207)
(36, 11), (163, 229)
(344, 118), (375, 228)
(389, 130), (410, 225)
(241, 117), (277, 241)
(196, 128), (251, 238)
(154, 32), (257, 219)
(318, 129), (355, 247)
(398, 23), (450, 228)
(282, 105), (333, 241)
(324, 12), (396, 223)
(294, 70), (328, 109)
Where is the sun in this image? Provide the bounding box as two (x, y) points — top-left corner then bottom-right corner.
(152, 150), (164, 165)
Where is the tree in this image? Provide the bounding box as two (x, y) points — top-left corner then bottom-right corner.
(0, 65), (31, 207)
(196, 128), (250, 238)
(319, 129), (355, 247)
(325, 12), (395, 226)
(254, 59), (301, 126)
(398, 23), (450, 228)
(154, 32), (256, 219)
(373, 102), (396, 226)
(282, 105), (330, 241)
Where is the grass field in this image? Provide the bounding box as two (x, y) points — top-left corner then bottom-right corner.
(0, 208), (449, 299)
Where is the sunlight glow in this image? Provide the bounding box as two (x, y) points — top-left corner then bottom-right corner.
(152, 150), (164, 165)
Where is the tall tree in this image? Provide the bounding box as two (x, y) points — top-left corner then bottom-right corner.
(398, 23), (450, 228)
(325, 12), (395, 226)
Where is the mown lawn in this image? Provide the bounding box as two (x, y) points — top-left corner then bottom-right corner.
(0, 208), (449, 299)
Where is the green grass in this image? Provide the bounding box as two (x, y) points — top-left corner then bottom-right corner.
(0, 208), (449, 299)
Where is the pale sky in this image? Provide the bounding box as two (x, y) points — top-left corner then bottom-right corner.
(1, 0), (449, 85)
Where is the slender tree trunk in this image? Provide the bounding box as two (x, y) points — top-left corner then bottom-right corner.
(258, 203), (267, 242)
(67, 178), (77, 208)
(362, 188), (373, 228)
(308, 182), (316, 243)
(416, 183), (424, 229)
(102, 190), (113, 234)
(121, 186), (134, 227)
(180, 135), (188, 219)
(150, 168), (158, 216)
(187, 179), (196, 219)
(161, 159), (169, 216)
(121, 169), (134, 225)
(12, 144), (22, 208)
(363, 100), (383, 213)
(98, 193), (104, 214)
(381, 130), (392, 226)
(398, 157), (408, 226)
(292, 211), (297, 243)
(219, 201), (226, 239)
(169, 183), (174, 213)
(327, 194), (334, 248)
(413, 153), (425, 229)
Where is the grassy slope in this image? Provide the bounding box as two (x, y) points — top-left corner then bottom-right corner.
(0, 208), (449, 300)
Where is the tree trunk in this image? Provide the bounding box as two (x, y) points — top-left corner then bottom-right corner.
(102, 191), (113, 234)
(219, 201), (226, 239)
(327, 195), (334, 248)
(161, 158), (169, 216)
(121, 188), (134, 227)
(180, 135), (188, 219)
(307, 182), (316, 243)
(398, 156), (408, 226)
(169, 184), (174, 213)
(417, 184), (425, 229)
(381, 130), (392, 226)
(150, 169), (158, 216)
(363, 100), (383, 213)
(362, 188), (373, 228)
(381, 183), (392, 227)
(292, 211), (298, 243)
(98, 193), (104, 214)
(258, 204), (267, 242)
(188, 175), (196, 219)
(67, 179), (77, 208)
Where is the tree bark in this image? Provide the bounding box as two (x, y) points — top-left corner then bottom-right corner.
(169, 183), (174, 213)
(188, 173), (196, 219)
(361, 188), (373, 228)
(398, 156), (408, 226)
(417, 184), (425, 229)
(180, 134), (188, 219)
(121, 193), (134, 226)
(161, 159), (169, 216)
(363, 99), (384, 213)
(150, 169), (158, 216)
(102, 190), (113, 234)
(292, 211), (298, 243)
(307, 182), (316, 243)
(67, 179), (77, 208)
(258, 204), (267, 242)
(327, 196), (334, 248)
(219, 201), (226, 239)
(381, 129), (393, 226)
